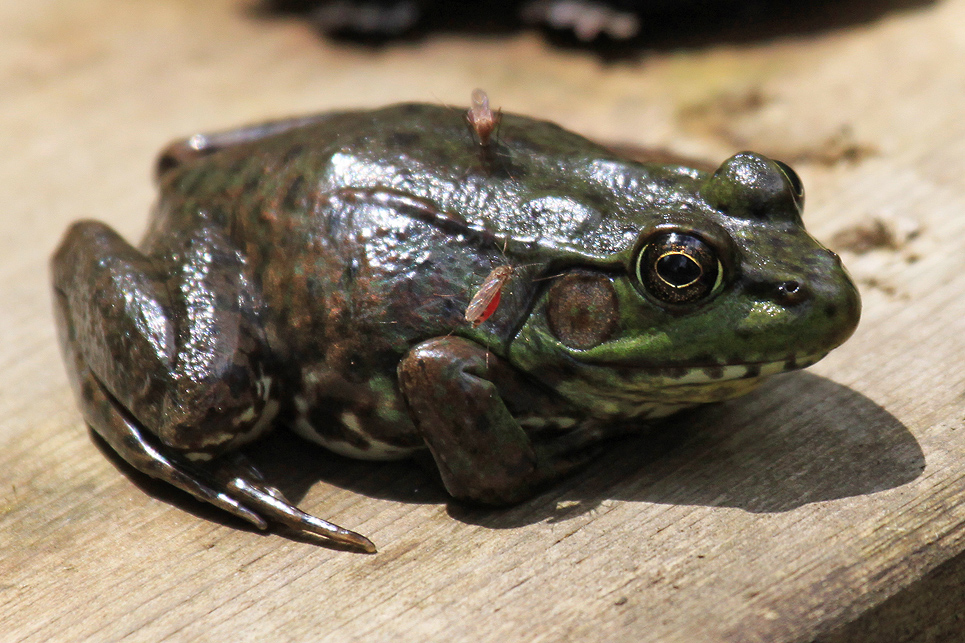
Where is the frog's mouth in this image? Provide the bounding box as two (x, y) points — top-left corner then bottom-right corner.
(578, 351), (830, 388)
(547, 351), (830, 417)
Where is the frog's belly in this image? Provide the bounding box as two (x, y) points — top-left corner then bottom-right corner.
(291, 416), (420, 460)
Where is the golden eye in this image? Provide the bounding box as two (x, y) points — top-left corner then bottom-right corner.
(636, 232), (722, 305)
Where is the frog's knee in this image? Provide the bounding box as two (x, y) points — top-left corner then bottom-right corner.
(399, 336), (489, 386)
(152, 365), (280, 455)
(156, 392), (280, 456)
(52, 220), (127, 286)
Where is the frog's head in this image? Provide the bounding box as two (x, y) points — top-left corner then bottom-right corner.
(509, 152), (860, 418)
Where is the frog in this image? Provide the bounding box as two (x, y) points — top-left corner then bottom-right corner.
(51, 100), (860, 553)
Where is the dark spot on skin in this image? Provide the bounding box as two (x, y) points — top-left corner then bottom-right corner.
(504, 133), (546, 155)
(243, 175), (260, 195)
(744, 363), (762, 378)
(582, 191), (607, 211)
(81, 377), (94, 401)
(701, 365), (725, 380)
(764, 235), (792, 251)
(614, 363), (691, 379)
(282, 144), (305, 164)
(155, 153), (180, 177)
(537, 355), (579, 388)
(176, 170), (205, 194)
(389, 131), (422, 148)
(227, 158), (249, 178)
(283, 176), (306, 210)
(206, 206), (229, 226)
(307, 405), (373, 451)
(785, 355), (798, 370)
(825, 303), (838, 318)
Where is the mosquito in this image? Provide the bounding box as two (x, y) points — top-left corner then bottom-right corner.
(464, 264), (515, 328)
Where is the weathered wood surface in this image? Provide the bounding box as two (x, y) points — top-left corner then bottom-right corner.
(2, 1), (964, 640)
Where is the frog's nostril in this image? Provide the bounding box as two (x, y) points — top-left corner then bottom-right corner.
(779, 280), (800, 294)
(776, 280), (808, 305)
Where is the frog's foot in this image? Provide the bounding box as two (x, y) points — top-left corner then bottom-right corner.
(52, 220), (375, 553)
(398, 336), (598, 506)
(211, 453), (377, 552)
(77, 359), (376, 552)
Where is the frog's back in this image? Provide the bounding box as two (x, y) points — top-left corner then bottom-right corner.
(148, 103), (708, 263)
(141, 104), (716, 407)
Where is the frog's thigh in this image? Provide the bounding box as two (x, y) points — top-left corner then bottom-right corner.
(397, 336), (546, 505)
(52, 220), (277, 455)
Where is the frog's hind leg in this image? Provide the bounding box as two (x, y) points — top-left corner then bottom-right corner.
(51, 220), (375, 552)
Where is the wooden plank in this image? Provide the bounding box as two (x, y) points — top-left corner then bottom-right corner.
(1, 0), (964, 640)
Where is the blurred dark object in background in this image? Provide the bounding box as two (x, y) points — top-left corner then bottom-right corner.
(263, 0), (937, 50)
(265, 0), (723, 41)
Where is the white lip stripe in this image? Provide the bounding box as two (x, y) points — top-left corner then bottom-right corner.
(666, 353), (824, 385)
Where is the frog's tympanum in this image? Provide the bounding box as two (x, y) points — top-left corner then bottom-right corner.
(52, 102), (860, 552)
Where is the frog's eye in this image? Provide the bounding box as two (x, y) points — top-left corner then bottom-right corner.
(774, 159), (805, 211)
(635, 233), (723, 305)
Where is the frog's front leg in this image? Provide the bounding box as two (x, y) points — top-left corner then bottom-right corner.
(398, 337), (602, 505)
(52, 221), (375, 552)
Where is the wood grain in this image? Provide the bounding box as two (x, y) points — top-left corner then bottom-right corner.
(2, 0), (964, 640)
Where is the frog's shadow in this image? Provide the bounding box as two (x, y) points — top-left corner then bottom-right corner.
(95, 371), (923, 538)
(450, 371), (925, 530)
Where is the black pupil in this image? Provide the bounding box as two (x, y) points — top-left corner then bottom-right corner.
(656, 253), (701, 287)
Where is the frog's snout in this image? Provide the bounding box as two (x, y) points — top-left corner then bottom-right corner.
(806, 254), (862, 350)
(827, 274), (862, 349)
(738, 244), (861, 356)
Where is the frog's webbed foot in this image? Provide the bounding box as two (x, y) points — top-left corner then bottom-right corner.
(398, 336), (598, 506)
(52, 221), (375, 553)
(78, 358), (376, 552)
(211, 453), (376, 552)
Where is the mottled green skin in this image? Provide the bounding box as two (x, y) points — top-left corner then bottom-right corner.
(52, 103), (860, 545)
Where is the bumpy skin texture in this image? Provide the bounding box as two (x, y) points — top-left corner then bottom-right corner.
(51, 103), (860, 551)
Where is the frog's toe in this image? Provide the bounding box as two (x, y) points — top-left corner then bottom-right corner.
(77, 364), (375, 552)
(77, 363), (269, 530)
(209, 453), (377, 553)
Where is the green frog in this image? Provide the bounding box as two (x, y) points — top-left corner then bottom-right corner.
(51, 102), (860, 552)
